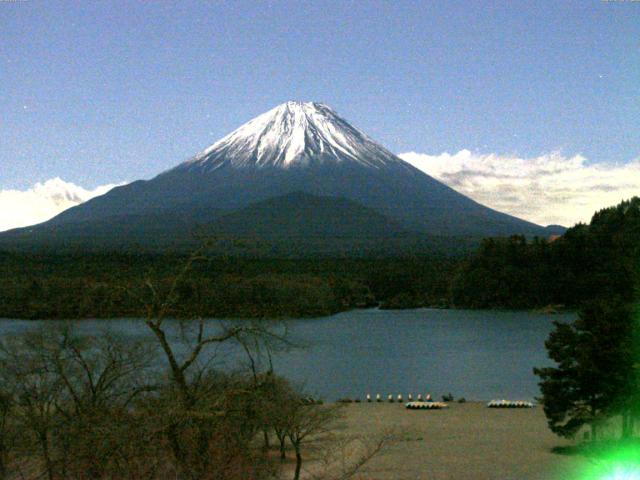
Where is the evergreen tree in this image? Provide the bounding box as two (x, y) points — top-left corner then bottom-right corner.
(534, 300), (637, 440)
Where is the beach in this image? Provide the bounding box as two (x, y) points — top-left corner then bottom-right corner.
(318, 402), (587, 480)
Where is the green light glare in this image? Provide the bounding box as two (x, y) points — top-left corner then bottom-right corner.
(573, 442), (640, 480)
(601, 467), (640, 480)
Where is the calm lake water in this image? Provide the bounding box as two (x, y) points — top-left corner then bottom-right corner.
(0, 308), (574, 402)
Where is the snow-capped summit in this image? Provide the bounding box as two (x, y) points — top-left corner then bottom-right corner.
(185, 101), (401, 170)
(10, 101), (549, 246)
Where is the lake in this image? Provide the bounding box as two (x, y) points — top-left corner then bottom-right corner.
(0, 308), (574, 402)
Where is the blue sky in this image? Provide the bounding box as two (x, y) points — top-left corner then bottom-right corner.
(0, 0), (639, 229)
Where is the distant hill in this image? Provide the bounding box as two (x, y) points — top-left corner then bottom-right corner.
(543, 225), (567, 236)
(0, 192), (484, 256)
(0, 205), (222, 252)
(207, 191), (404, 238)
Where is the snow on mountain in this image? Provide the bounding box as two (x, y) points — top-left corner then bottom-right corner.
(183, 101), (402, 170)
(3, 100), (548, 245)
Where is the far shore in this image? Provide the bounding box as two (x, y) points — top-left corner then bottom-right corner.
(0, 304), (577, 322)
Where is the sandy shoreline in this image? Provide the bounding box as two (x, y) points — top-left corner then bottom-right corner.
(324, 402), (587, 480)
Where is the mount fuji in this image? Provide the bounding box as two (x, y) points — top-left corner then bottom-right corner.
(1, 102), (554, 253)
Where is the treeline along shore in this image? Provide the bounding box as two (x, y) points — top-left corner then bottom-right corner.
(1, 197), (638, 320)
(0, 253), (453, 319)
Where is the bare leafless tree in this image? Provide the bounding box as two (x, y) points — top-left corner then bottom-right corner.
(0, 389), (15, 480)
(0, 324), (156, 480)
(284, 403), (342, 480)
(0, 243), (389, 480)
(135, 247), (291, 479)
(0, 330), (65, 480)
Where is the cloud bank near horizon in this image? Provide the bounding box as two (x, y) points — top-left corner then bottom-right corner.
(0, 178), (122, 232)
(399, 150), (640, 227)
(1, 151), (639, 232)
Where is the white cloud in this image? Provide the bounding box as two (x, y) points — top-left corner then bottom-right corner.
(0, 178), (123, 232)
(2, 154), (639, 232)
(398, 150), (640, 227)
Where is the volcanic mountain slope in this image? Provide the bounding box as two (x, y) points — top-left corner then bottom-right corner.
(1, 101), (551, 251)
(209, 191), (405, 239)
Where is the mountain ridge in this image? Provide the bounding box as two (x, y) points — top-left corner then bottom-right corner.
(1, 101), (554, 252)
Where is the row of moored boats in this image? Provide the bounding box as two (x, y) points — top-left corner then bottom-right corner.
(486, 400), (534, 408)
